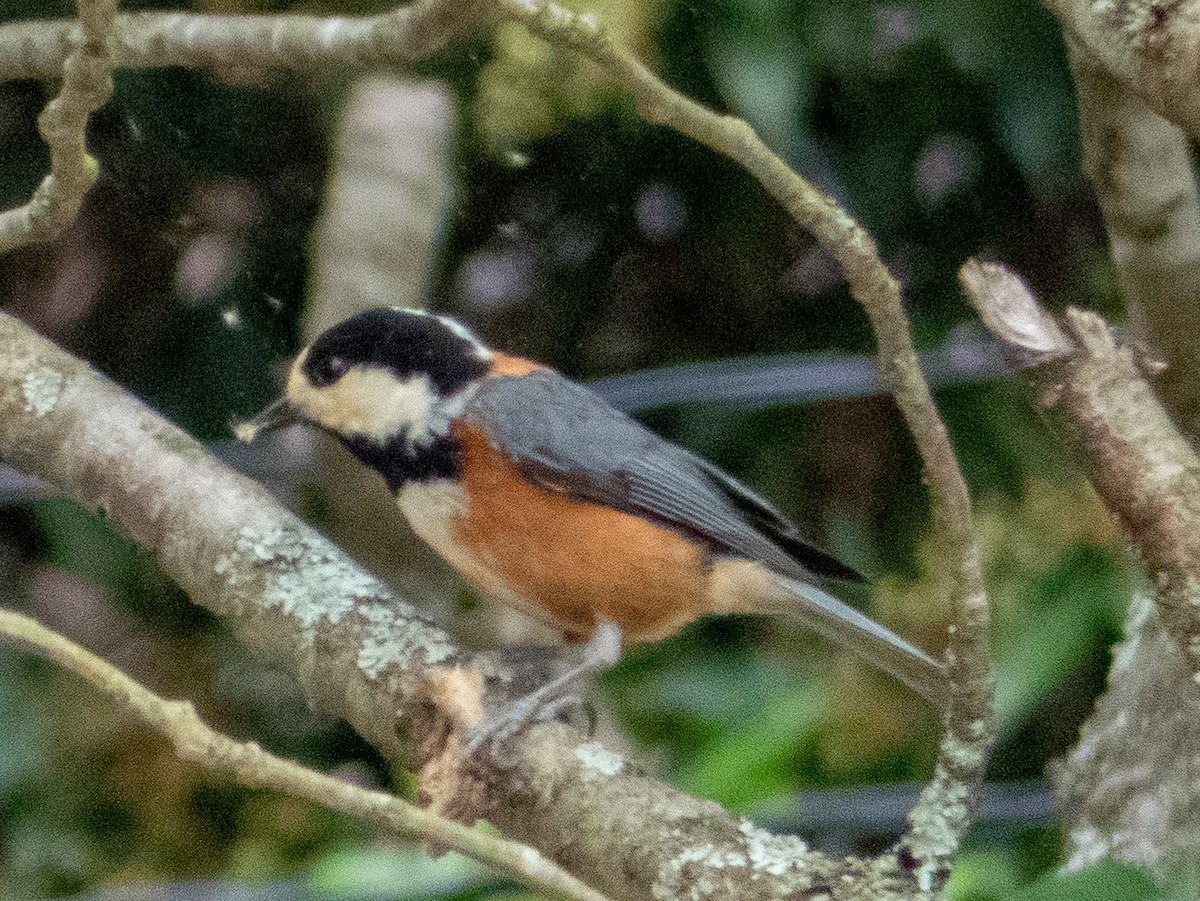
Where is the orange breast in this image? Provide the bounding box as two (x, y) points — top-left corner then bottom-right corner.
(450, 419), (713, 643)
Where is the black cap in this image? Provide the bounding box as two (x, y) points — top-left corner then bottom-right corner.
(302, 309), (490, 396)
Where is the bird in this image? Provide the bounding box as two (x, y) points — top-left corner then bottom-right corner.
(238, 307), (946, 742)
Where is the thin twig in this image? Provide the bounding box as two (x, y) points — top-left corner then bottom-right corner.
(0, 607), (613, 901)
(0, 0), (116, 252)
(495, 0), (995, 885)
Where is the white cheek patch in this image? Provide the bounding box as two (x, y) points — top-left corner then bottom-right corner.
(287, 360), (441, 445)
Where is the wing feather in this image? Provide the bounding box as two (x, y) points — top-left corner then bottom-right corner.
(463, 371), (861, 581)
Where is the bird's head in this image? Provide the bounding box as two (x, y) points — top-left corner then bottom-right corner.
(237, 307), (493, 449)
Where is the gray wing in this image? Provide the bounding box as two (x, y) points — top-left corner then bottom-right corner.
(463, 371), (861, 582)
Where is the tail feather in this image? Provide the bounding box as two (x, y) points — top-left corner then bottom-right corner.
(763, 575), (947, 709)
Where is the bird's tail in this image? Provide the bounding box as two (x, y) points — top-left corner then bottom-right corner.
(760, 573), (947, 709)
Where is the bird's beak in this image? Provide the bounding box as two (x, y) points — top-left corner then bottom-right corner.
(233, 397), (307, 443)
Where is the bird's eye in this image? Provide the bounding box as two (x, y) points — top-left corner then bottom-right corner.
(311, 354), (349, 387)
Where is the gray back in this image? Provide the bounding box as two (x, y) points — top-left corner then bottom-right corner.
(463, 371), (860, 582)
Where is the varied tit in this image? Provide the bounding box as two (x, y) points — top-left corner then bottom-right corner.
(240, 308), (946, 734)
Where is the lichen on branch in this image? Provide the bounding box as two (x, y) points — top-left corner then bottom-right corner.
(1045, 0), (1200, 139)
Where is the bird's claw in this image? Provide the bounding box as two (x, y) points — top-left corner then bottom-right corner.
(465, 691), (585, 762)
(465, 620), (619, 762)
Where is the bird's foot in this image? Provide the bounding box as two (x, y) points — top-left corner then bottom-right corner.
(465, 689), (585, 762)
(465, 619), (621, 763)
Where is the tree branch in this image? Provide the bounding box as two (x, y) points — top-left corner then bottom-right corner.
(1043, 0), (1200, 138)
(0, 0), (488, 81)
(1053, 592), (1200, 870)
(0, 0), (115, 252)
(961, 259), (1200, 677)
(494, 0), (995, 888)
(959, 262), (1200, 869)
(1067, 41), (1200, 432)
(306, 77), (456, 334)
(0, 607), (612, 901)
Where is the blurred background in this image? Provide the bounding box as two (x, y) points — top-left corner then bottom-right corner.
(0, 0), (1160, 898)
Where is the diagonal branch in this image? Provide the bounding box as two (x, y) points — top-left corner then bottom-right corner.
(0, 310), (936, 900)
(495, 0), (994, 887)
(0, 607), (612, 901)
(961, 259), (1200, 678)
(1043, 0), (1200, 139)
(0, 0), (116, 252)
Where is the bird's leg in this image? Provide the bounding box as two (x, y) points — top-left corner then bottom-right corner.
(467, 619), (623, 758)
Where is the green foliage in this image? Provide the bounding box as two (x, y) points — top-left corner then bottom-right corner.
(307, 848), (490, 898)
(1003, 860), (1159, 901)
(995, 545), (1126, 726)
(610, 649), (831, 809)
(948, 857), (1161, 901)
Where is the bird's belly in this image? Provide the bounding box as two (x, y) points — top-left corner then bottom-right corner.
(396, 480), (527, 610)
(397, 476), (710, 643)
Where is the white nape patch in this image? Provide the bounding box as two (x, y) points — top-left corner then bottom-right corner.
(392, 306), (493, 360)
(437, 315), (488, 350)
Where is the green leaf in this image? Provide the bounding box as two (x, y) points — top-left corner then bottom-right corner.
(307, 847), (488, 899)
(945, 850), (1022, 900)
(995, 546), (1127, 727)
(1003, 860), (1158, 901)
(677, 679), (827, 809)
